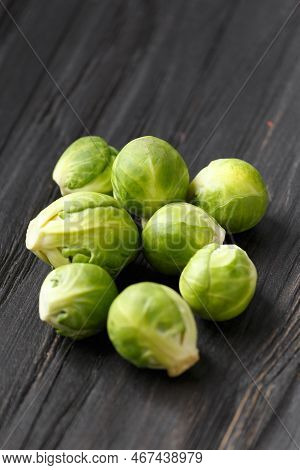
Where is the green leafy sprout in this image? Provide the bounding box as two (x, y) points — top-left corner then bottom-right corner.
(112, 136), (189, 218)
(26, 192), (140, 276)
(53, 136), (118, 195)
(179, 243), (257, 321)
(107, 282), (199, 377)
(39, 263), (118, 339)
(142, 202), (226, 275)
(188, 158), (269, 233)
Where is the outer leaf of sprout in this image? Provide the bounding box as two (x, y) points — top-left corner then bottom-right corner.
(107, 282), (199, 377)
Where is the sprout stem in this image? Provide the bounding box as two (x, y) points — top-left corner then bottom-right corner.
(167, 350), (199, 377)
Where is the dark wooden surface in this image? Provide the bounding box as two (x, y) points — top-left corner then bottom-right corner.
(0, 0), (299, 450)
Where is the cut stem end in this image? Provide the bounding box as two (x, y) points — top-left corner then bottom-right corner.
(167, 350), (200, 377)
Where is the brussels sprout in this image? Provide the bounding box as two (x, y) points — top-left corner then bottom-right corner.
(179, 244), (257, 321)
(39, 264), (118, 339)
(53, 136), (118, 195)
(142, 202), (226, 275)
(26, 192), (140, 276)
(188, 159), (269, 233)
(111, 136), (189, 218)
(107, 282), (199, 377)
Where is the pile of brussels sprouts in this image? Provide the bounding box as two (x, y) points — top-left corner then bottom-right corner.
(26, 135), (268, 377)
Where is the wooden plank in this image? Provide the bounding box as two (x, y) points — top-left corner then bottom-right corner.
(0, 0), (299, 450)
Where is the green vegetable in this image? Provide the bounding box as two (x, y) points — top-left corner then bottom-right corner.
(39, 264), (118, 339)
(26, 192), (140, 276)
(179, 243), (257, 321)
(53, 136), (118, 195)
(188, 159), (269, 233)
(111, 136), (189, 218)
(142, 202), (226, 275)
(107, 282), (199, 377)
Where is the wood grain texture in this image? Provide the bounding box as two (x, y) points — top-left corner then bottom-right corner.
(0, 0), (299, 450)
